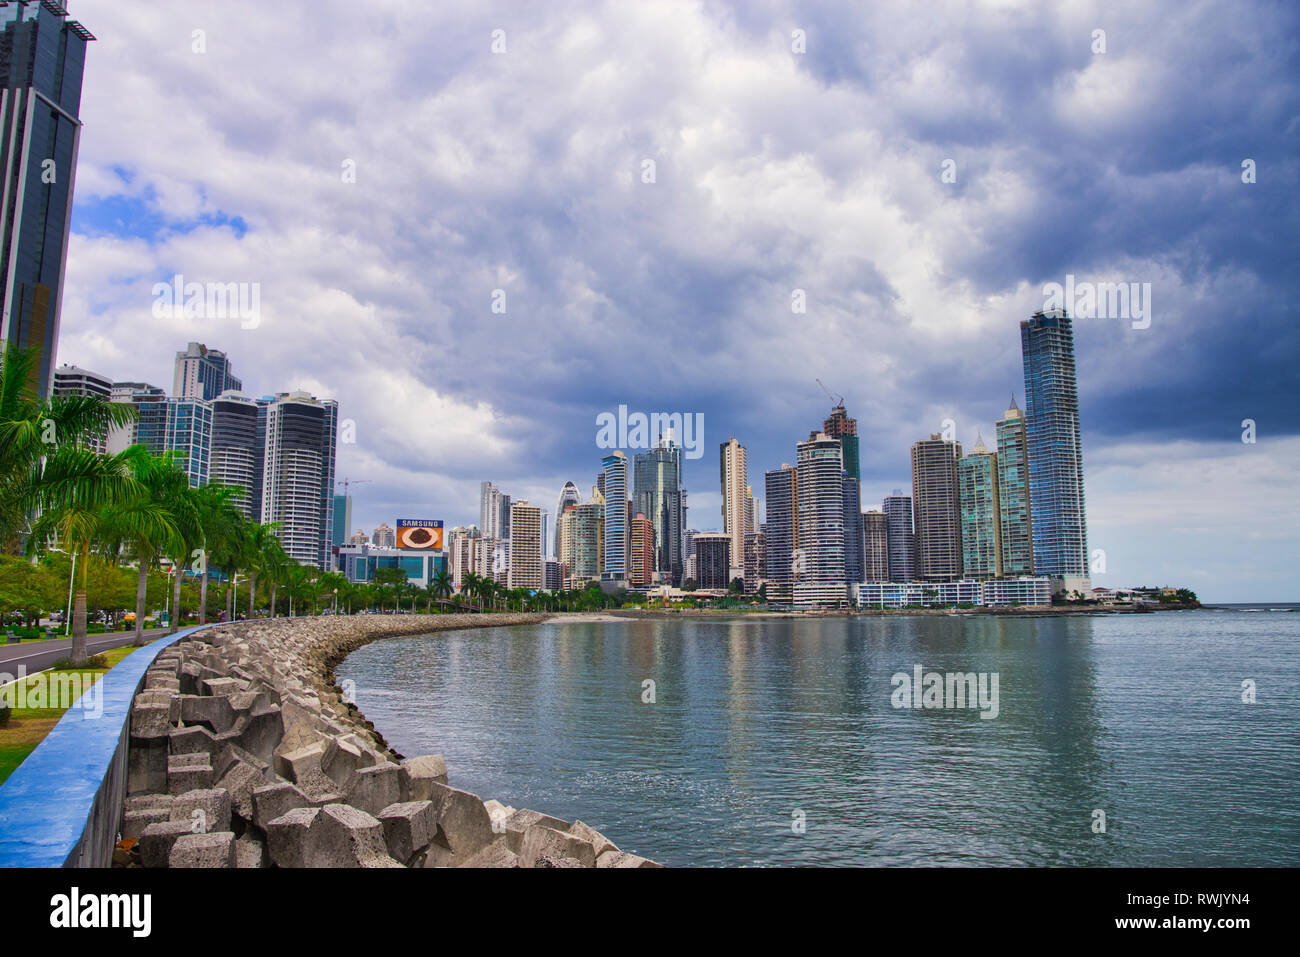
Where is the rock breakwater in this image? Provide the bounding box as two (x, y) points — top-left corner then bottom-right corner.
(118, 614), (661, 869)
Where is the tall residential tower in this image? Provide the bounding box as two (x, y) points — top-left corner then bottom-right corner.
(1021, 309), (1089, 591)
(0, 2), (94, 397)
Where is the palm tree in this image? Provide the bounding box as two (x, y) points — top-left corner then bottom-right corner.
(429, 570), (453, 613)
(283, 562), (318, 617)
(242, 522), (281, 619)
(24, 444), (152, 664)
(0, 348), (138, 549)
(98, 451), (189, 645)
(187, 484), (244, 625)
(460, 572), (481, 613)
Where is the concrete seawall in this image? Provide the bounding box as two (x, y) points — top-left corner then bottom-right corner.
(118, 613), (661, 869)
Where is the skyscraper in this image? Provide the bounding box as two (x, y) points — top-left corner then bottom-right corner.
(260, 390), (338, 569)
(693, 532), (731, 590)
(911, 435), (963, 581)
(211, 391), (259, 517)
(763, 464), (798, 603)
(332, 494), (352, 561)
(507, 501), (542, 590)
(107, 381), (166, 454)
(996, 396), (1034, 576)
(719, 437), (748, 579)
(863, 511), (890, 582)
(0, 2), (94, 397)
(842, 476), (865, 584)
(743, 530), (766, 595)
(554, 481), (581, 558)
(1021, 309), (1089, 589)
(795, 432), (847, 604)
(958, 435), (1002, 580)
(479, 482), (502, 539)
(132, 396), (212, 487)
(882, 492), (915, 583)
(52, 364), (110, 452)
(633, 432), (686, 584)
(629, 512), (653, 588)
(601, 451), (628, 586)
(559, 500), (603, 585)
(173, 342), (242, 401)
(823, 402), (860, 482)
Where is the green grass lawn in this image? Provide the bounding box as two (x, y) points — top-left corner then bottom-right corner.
(0, 644), (144, 787)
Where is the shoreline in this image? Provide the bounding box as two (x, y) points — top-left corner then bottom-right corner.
(118, 612), (659, 868)
(564, 603), (1204, 622)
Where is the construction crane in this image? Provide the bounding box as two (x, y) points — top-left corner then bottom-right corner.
(816, 378), (844, 409)
(336, 477), (373, 497)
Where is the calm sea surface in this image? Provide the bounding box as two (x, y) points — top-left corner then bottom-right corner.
(336, 609), (1300, 866)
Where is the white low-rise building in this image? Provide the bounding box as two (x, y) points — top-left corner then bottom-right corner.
(854, 577), (1051, 609)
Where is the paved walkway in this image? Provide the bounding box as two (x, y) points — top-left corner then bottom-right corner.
(0, 628), (171, 677)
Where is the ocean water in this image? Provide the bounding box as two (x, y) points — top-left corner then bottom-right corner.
(336, 609), (1300, 866)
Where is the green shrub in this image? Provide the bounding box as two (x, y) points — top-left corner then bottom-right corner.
(0, 702), (10, 728)
(50, 654), (106, 670)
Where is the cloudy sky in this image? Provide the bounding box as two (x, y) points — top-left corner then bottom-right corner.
(59, 0), (1298, 601)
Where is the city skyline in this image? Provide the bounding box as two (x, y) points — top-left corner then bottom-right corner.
(50, 1), (1300, 602)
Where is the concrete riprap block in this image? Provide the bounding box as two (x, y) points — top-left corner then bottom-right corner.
(126, 739), (167, 795)
(122, 807), (171, 840)
(139, 820), (194, 868)
(427, 783), (496, 860)
(377, 800), (436, 863)
(168, 724), (218, 757)
(595, 849), (663, 868)
(308, 804), (402, 868)
(130, 697), (173, 740)
(201, 676), (248, 697)
(168, 788), (232, 834)
(169, 831), (236, 868)
(251, 781), (312, 831)
(273, 742), (326, 784)
(457, 839), (521, 868)
(235, 834), (266, 869)
(502, 808), (569, 853)
(265, 807), (318, 868)
(399, 754), (448, 801)
(179, 694), (236, 733)
(166, 752), (214, 795)
(570, 820), (618, 858)
(217, 759), (268, 823)
(518, 825), (597, 868)
(347, 763), (403, 817)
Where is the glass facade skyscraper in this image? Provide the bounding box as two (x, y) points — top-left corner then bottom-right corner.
(633, 433), (685, 584)
(174, 342), (242, 400)
(996, 396), (1034, 576)
(1021, 310), (1088, 585)
(0, 2), (93, 397)
(911, 435), (963, 581)
(763, 464), (797, 603)
(882, 492), (915, 583)
(795, 432), (846, 587)
(211, 391), (259, 517)
(958, 437), (1001, 580)
(260, 391), (338, 569)
(601, 451), (628, 585)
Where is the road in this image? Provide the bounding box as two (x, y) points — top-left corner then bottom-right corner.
(0, 628), (172, 678)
